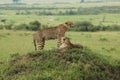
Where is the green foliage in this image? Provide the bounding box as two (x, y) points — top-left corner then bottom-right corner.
(27, 21), (41, 31)
(13, 23), (28, 30)
(1, 20), (120, 31)
(70, 21), (94, 31)
(13, 21), (41, 31)
(0, 48), (120, 80)
(70, 21), (120, 32)
(4, 24), (13, 30)
(72, 21), (94, 31)
(1, 4), (120, 15)
(1, 19), (6, 23)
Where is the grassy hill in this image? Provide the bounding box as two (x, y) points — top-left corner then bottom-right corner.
(0, 48), (120, 80)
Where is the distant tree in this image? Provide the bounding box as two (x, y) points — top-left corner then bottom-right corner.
(80, 0), (84, 3)
(12, 0), (20, 3)
(1, 19), (6, 23)
(27, 21), (41, 31)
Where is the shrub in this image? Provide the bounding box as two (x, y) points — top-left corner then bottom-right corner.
(70, 21), (94, 31)
(110, 25), (120, 31)
(13, 23), (28, 30)
(70, 21), (120, 32)
(78, 21), (93, 31)
(4, 24), (13, 30)
(13, 21), (41, 31)
(1, 19), (6, 23)
(27, 21), (41, 31)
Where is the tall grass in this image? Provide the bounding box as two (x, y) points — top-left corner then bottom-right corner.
(0, 30), (120, 64)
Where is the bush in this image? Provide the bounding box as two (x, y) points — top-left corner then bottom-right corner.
(1, 19), (6, 23)
(70, 21), (120, 32)
(27, 21), (41, 31)
(70, 21), (94, 31)
(4, 24), (13, 30)
(13, 24), (28, 30)
(109, 25), (120, 31)
(13, 21), (41, 31)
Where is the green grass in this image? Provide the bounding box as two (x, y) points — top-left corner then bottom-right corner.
(0, 13), (120, 26)
(0, 2), (120, 79)
(0, 2), (120, 26)
(0, 30), (120, 64)
(0, 48), (119, 80)
(0, 30), (34, 60)
(67, 31), (120, 62)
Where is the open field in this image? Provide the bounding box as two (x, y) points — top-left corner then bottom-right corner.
(0, 1), (119, 66)
(0, 2), (120, 26)
(0, 30), (120, 64)
(0, 2), (120, 79)
(0, 30), (120, 80)
(0, 14), (120, 26)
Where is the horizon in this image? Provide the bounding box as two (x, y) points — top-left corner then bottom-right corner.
(0, 0), (120, 4)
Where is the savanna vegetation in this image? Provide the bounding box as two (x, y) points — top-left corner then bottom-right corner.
(0, 48), (120, 80)
(0, 1), (120, 80)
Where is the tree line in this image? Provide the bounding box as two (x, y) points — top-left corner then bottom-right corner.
(0, 20), (120, 31)
(1, 6), (119, 15)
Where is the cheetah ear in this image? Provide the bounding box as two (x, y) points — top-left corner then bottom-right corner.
(65, 22), (68, 25)
(61, 37), (65, 41)
(65, 22), (71, 28)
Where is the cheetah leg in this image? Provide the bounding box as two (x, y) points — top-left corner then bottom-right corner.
(37, 38), (45, 50)
(57, 34), (64, 48)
